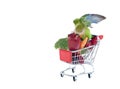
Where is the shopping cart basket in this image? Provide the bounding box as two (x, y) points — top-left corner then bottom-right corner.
(59, 38), (101, 81)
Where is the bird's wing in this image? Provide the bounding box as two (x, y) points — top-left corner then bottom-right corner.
(81, 14), (106, 27)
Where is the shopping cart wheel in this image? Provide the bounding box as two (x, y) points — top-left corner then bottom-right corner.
(60, 72), (64, 77)
(88, 73), (91, 78)
(73, 76), (77, 81)
(72, 68), (75, 73)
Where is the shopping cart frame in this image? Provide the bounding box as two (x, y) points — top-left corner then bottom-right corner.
(59, 40), (100, 81)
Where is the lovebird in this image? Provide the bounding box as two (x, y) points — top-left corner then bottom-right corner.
(73, 14), (106, 39)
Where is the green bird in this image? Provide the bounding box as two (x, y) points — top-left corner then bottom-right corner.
(73, 14), (106, 39)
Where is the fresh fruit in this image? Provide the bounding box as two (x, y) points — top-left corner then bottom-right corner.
(85, 41), (91, 47)
(68, 33), (81, 51)
(92, 35), (97, 40)
(91, 35), (98, 45)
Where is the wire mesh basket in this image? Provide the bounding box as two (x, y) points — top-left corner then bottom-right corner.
(59, 40), (100, 81)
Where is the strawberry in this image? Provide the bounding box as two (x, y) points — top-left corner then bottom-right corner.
(91, 35), (97, 45)
(85, 41), (91, 47)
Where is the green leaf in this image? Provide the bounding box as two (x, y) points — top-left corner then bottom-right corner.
(54, 38), (68, 50)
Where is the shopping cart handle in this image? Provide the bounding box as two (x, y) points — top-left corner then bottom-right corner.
(98, 35), (103, 40)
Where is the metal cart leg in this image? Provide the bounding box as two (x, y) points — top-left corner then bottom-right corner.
(73, 75), (77, 81)
(88, 73), (91, 78)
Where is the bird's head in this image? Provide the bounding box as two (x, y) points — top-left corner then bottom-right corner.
(73, 18), (86, 35)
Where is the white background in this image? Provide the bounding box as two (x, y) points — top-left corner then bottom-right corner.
(0, 0), (120, 89)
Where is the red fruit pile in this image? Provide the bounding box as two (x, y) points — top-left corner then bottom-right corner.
(71, 35), (103, 64)
(85, 35), (98, 47)
(91, 35), (98, 45)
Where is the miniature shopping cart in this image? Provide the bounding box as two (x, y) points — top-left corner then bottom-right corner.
(59, 38), (101, 81)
